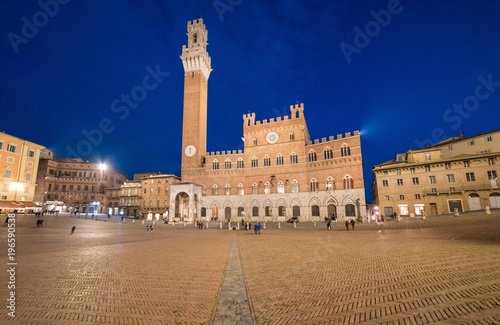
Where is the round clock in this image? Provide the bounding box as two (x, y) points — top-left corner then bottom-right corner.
(185, 145), (196, 157)
(266, 132), (279, 144)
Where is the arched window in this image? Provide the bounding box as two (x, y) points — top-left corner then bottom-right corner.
(308, 150), (317, 162)
(277, 181), (285, 193)
(252, 206), (259, 216)
(264, 155), (271, 167)
(212, 184), (219, 196)
(324, 147), (333, 160)
(345, 204), (356, 216)
(237, 157), (244, 169)
(276, 154), (284, 165)
(311, 205), (320, 216)
(225, 159), (231, 169)
(212, 160), (219, 170)
(343, 176), (354, 189)
(292, 180), (299, 193)
(264, 182), (271, 194)
(238, 207), (244, 217)
(252, 183), (258, 195)
(290, 153), (298, 164)
(251, 157), (258, 168)
(310, 178), (318, 192)
(278, 206), (286, 216)
(237, 183), (244, 195)
(341, 144), (351, 157)
(326, 177), (334, 191)
(265, 206), (272, 216)
(225, 184), (231, 195)
(293, 206), (300, 217)
(201, 207), (206, 217)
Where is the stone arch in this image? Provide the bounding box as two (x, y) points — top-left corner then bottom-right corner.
(262, 199), (273, 208)
(210, 200), (220, 208)
(223, 200), (233, 208)
(308, 197), (321, 207)
(276, 198), (287, 208)
(342, 196), (355, 205)
(250, 199), (260, 208)
(290, 198), (302, 207)
(324, 196), (339, 206)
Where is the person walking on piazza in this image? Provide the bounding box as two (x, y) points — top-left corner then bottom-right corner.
(257, 222), (261, 235)
(350, 219), (355, 230)
(70, 226), (75, 234)
(345, 220), (350, 231)
(327, 219), (331, 230)
(254, 224), (258, 235)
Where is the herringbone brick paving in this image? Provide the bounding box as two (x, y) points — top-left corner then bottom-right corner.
(0, 211), (499, 324)
(238, 213), (500, 324)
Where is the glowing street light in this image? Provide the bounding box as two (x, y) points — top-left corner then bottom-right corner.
(99, 163), (107, 171)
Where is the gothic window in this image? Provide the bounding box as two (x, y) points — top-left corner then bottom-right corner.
(345, 204), (356, 216)
(324, 147), (333, 160)
(225, 184), (231, 195)
(290, 153), (298, 164)
(265, 206), (272, 216)
(277, 154), (284, 165)
(225, 159), (231, 169)
(237, 184), (244, 195)
(264, 182), (271, 194)
(343, 176), (354, 189)
(310, 178), (318, 192)
(238, 207), (244, 217)
(341, 144), (351, 157)
(264, 155), (271, 167)
(253, 139), (257, 146)
(326, 177), (334, 191)
(237, 158), (244, 168)
(311, 205), (320, 216)
(277, 181), (285, 193)
(279, 206), (286, 216)
(252, 183), (258, 195)
(291, 180), (299, 193)
(213, 160), (219, 170)
(251, 157), (258, 168)
(252, 206), (259, 216)
(290, 133), (295, 140)
(212, 184), (219, 196)
(308, 151), (317, 162)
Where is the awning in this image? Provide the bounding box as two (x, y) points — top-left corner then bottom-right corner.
(0, 201), (41, 209)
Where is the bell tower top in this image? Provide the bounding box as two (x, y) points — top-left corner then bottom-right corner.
(180, 18), (212, 80)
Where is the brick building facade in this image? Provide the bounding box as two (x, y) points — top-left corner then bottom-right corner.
(169, 19), (366, 223)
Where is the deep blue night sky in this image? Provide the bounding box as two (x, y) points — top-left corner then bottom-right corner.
(1, 1), (500, 201)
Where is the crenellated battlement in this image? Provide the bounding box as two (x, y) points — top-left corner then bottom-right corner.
(205, 149), (244, 157)
(306, 130), (360, 146)
(243, 103), (306, 128)
(290, 103), (304, 118)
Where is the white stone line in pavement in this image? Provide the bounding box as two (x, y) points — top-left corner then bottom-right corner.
(213, 234), (254, 325)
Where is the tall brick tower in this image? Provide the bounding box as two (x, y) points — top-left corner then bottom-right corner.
(180, 18), (212, 179)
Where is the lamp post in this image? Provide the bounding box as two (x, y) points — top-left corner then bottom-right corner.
(98, 163), (107, 215)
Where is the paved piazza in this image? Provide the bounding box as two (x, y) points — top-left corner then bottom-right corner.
(1, 212), (500, 324)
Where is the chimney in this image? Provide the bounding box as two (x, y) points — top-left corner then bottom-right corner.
(460, 131), (464, 138)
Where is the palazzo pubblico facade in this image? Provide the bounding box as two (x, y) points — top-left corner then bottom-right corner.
(168, 19), (366, 223)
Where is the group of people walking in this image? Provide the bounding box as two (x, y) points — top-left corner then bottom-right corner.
(326, 218), (356, 230)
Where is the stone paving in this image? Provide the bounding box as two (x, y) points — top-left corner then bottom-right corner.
(213, 234), (253, 325)
(0, 211), (499, 324)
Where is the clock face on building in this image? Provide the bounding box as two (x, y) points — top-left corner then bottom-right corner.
(266, 132), (279, 144)
(185, 145), (196, 157)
